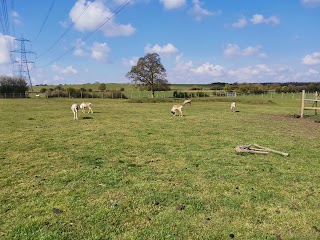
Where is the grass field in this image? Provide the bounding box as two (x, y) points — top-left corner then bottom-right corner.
(0, 95), (320, 239)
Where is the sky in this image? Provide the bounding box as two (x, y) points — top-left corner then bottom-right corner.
(0, 0), (320, 86)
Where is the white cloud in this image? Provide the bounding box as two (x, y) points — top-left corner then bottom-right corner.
(53, 75), (64, 82)
(144, 43), (179, 55)
(301, 0), (320, 7)
(11, 11), (22, 25)
(191, 63), (225, 77)
(227, 64), (274, 82)
(69, 0), (135, 37)
(51, 64), (78, 74)
(73, 41), (110, 61)
(302, 52), (320, 65)
(307, 68), (319, 75)
(189, 0), (220, 21)
(229, 14), (279, 29)
(171, 54), (226, 83)
(224, 44), (266, 58)
(122, 56), (139, 66)
(242, 46), (262, 56)
(73, 48), (85, 56)
(160, 0), (185, 10)
(231, 17), (247, 28)
(171, 54), (319, 83)
(250, 14), (280, 25)
(0, 34), (14, 64)
(91, 42), (110, 62)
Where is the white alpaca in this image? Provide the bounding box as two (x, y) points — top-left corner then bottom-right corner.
(171, 99), (191, 117)
(71, 104), (79, 120)
(80, 102), (93, 113)
(230, 102), (236, 112)
(171, 104), (184, 117)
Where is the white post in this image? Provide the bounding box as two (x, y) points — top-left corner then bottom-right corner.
(301, 90), (305, 118)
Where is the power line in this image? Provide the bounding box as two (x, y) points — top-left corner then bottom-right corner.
(0, 0), (14, 63)
(37, 0), (93, 59)
(33, 0), (56, 43)
(38, 0), (132, 68)
(10, 0), (15, 38)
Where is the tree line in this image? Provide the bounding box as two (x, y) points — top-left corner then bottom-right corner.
(0, 76), (28, 93)
(222, 82), (320, 94)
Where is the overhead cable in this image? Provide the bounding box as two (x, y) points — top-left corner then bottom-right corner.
(38, 0), (132, 68)
(37, 1), (93, 58)
(33, 0), (56, 43)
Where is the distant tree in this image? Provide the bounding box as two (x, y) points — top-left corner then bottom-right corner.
(98, 83), (106, 92)
(223, 84), (232, 92)
(40, 88), (47, 93)
(55, 84), (64, 91)
(126, 53), (169, 98)
(66, 87), (77, 95)
(281, 86), (288, 93)
(0, 76), (28, 93)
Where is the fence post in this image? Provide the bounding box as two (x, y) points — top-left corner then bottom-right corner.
(301, 90), (305, 118)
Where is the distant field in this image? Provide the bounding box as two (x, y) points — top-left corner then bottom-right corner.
(0, 95), (319, 239)
(31, 83), (222, 92)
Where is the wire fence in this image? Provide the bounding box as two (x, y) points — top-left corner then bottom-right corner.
(1, 91), (317, 101)
(0, 93), (28, 98)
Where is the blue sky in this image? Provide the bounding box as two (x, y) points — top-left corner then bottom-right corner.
(1, 0), (320, 85)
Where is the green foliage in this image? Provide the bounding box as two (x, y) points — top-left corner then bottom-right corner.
(126, 53), (169, 97)
(190, 85), (203, 90)
(40, 88), (47, 93)
(98, 83), (106, 92)
(0, 75), (28, 93)
(173, 90), (209, 98)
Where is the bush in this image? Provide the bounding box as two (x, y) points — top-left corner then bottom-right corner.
(0, 76), (28, 93)
(190, 85), (203, 90)
(104, 91), (127, 99)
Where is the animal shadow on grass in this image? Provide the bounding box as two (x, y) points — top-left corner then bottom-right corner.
(82, 116), (93, 120)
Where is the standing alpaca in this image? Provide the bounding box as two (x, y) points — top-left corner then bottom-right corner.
(71, 103), (79, 120)
(80, 102), (93, 113)
(230, 102), (236, 112)
(171, 99), (191, 117)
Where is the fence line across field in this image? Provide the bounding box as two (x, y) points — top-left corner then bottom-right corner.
(2, 91), (319, 101)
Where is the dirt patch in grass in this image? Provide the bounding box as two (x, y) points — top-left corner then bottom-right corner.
(265, 114), (320, 133)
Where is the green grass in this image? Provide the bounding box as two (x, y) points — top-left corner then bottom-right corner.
(0, 96), (319, 239)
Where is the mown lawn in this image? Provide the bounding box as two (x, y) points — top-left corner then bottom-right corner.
(0, 96), (319, 240)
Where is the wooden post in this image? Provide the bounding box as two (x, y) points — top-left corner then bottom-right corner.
(301, 90), (305, 118)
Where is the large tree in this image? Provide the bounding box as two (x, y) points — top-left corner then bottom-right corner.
(126, 53), (169, 98)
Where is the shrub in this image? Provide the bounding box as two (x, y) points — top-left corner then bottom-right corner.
(0, 76), (28, 93)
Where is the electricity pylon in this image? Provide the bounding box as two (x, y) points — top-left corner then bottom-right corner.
(11, 37), (35, 92)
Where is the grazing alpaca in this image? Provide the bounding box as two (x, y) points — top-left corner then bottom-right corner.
(171, 104), (184, 117)
(71, 103), (79, 120)
(80, 102), (93, 113)
(171, 99), (191, 117)
(230, 102), (236, 112)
